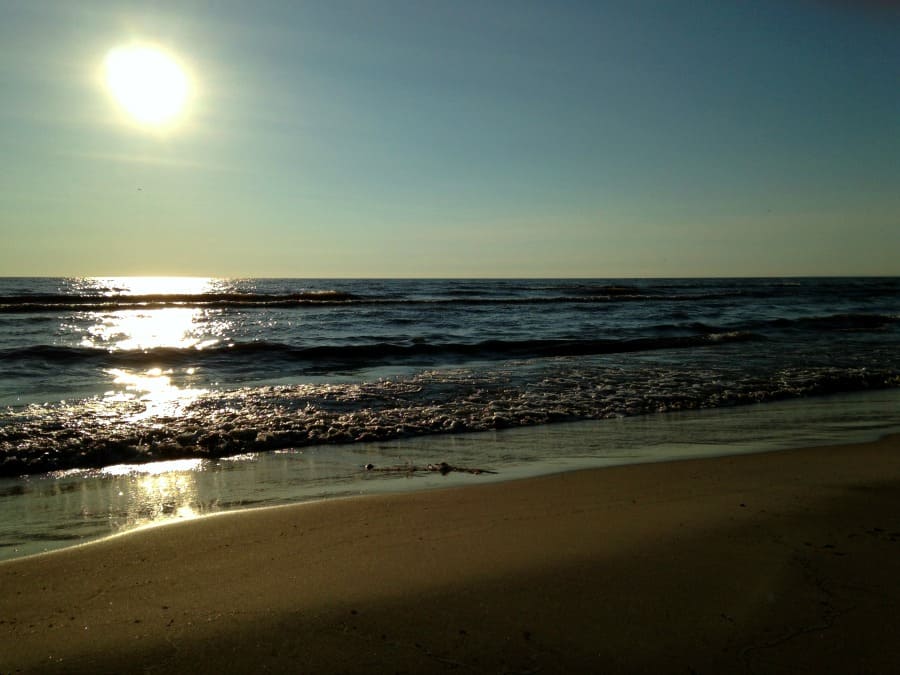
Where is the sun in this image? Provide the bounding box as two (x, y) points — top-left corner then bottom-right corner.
(104, 44), (190, 127)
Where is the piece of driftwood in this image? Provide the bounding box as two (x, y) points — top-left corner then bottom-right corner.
(363, 461), (496, 475)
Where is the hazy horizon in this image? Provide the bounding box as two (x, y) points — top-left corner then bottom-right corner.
(2, 1), (898, 278)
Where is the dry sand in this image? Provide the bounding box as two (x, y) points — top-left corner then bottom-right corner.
(2, 434), (900, 674)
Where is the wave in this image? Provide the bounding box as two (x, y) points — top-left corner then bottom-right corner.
(3, 278), (898, 314)
(2, 362), (898, 477)
(768, 313), (900, 332)
(0, 290), (359, 313)
(0, 292), (674, 313)
(652, 313), (900, 336)
(1, 312), (891, 373)
(0, 290), (824, 313)
(0, 332), (763, 370)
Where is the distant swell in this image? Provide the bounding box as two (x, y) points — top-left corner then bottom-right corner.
(0, 293), (670, 312)
(7, 283), (900, 316)
(0, 290), (359, 313)
(3, 279), (899, 315)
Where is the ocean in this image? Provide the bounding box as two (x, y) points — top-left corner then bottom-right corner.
(2, 276), (899, 558)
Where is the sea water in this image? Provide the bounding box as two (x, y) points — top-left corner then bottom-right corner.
(1, 277), (898, 558)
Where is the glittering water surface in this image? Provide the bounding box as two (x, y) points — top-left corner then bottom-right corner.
(1, 277), (899, 558)
(1, 277), (898, 476)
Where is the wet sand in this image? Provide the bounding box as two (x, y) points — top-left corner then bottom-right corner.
(2, 434), (900, 674)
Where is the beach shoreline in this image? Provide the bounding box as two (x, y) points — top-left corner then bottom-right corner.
(4, 387), (900, 562)
(3, 433), (900, 673)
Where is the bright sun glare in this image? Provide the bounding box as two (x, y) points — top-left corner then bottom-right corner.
(104, 44), (190, 127)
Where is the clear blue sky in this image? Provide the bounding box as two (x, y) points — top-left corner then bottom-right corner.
(1, 0), (898, 277)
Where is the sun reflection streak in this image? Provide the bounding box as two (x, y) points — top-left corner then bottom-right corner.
(103, 458), (203, 476)
(69, 277), (227, 353)
(82, 307), (219, 352)
(103, 460), (202, 529)
(86, 276), (216, 296)
(105, 367), (208, 419)
(72, 279), (225, 416)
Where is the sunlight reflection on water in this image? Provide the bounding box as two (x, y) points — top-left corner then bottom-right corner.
(103, 367), (208, 419)
(67, 277), (227, 414)
(82, 307), (221, 352)
(102, 458), (204, 476)
(103, 459), (202, 525)
(75, 276), (219, 296)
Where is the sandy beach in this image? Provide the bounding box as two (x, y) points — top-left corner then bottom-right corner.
(2, 433), (900, 674)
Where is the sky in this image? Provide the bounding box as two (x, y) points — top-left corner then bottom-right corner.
(1, 0), (898, 278)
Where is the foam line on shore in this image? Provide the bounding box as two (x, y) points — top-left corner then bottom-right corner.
(3, 388), (900, 562)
